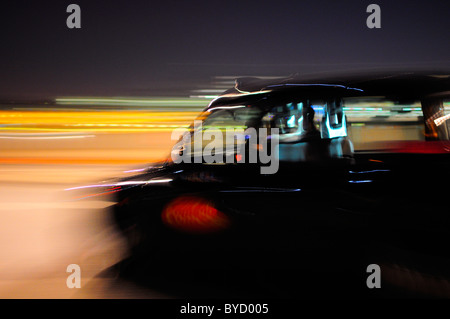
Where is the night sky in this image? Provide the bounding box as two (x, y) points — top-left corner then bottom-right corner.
(1, 0), (450, 99)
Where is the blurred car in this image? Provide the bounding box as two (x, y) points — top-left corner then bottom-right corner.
(75, 71), (450, 297)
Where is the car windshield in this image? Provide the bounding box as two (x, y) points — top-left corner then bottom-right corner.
(181, 106), (263, 155)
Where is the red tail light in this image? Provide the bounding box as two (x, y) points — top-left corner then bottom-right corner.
(161, 196), (230, 234)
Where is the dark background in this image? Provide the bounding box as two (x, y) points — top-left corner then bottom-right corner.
(1, 0), (450, 99)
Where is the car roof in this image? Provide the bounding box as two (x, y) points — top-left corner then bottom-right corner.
(207, 70), (450, 110)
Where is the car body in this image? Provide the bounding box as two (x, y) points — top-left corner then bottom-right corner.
(73, 71), (450, 297)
